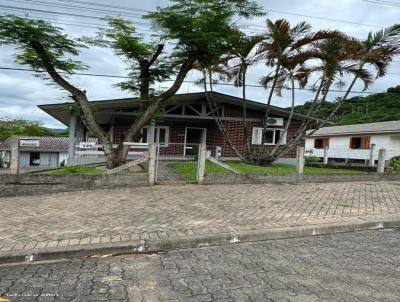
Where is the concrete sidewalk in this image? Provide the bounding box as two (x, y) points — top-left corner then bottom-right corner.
(1, 181), (400, 262)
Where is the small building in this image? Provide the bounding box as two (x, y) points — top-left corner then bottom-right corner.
(38, 92), (324, 165)
(0, 136), (68, 168)
(305, 121), (400, 164)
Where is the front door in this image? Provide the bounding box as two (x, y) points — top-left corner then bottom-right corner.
(185, 127), (206, 156)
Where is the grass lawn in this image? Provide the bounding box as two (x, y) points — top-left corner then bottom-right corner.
(225, 161), (361, 174)
(45, 166), (106, 174)
(168, 160), (230, 181)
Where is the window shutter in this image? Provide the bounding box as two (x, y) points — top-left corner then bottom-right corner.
(323, 138), (330, 148)
(362, 137), (371, 149)
(252, 128), (262, 145)
(278, 130), (287, 145)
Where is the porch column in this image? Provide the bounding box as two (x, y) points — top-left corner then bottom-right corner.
(323, 146), (329, 165)
(67, 110), (77, 165)
(369, 144), (375, 167)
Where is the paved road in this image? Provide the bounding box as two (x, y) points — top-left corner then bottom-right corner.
(1, 230), (400, 301)
(2, 181), (400, 253)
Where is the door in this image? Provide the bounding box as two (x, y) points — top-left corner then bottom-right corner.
(185, 127), (206, 156)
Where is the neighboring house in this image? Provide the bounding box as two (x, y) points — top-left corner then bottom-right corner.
(38, 92), (325, 164)
(0, 136), (68, 168)
(305, 121), (400, 163)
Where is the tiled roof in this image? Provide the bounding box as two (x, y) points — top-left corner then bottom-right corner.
(309, 120), (400, 137)
(0, 136), (69, 152)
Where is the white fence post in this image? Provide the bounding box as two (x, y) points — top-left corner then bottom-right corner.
(377, 148), (387, 174)
(10, 139), (20, 175)
(148, 144), (157, 186)
(369, 144), (375, 167)
(197, 143), (207, 184)
(296, 146), (305, 174)
(323, 146), (329, 165)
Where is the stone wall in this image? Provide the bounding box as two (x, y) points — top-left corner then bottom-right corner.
(204, 173), (400, 185)
(0, 173), (148, 197)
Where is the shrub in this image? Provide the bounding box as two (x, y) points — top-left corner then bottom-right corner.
(305, 156), (321, 163)
(387, 156), (400, 173)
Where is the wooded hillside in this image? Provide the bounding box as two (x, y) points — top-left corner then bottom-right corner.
(294, 85), (400, 125)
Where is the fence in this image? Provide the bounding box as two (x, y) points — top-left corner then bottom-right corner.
(306, 147), (400, 165)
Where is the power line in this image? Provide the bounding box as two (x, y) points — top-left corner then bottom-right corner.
(9, 0), (147, 18)
(0, 4), (151, 27)
(362, 0), (400, 7)
(0, 66), (387, 94)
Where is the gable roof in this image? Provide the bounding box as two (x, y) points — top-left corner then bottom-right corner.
(0, 136), (69, 152)
(38, 91), (329, 126)
(309, 120), (400, 137)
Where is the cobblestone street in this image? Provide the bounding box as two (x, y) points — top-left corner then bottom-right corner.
(1, 230), (400, 301)
(1, 181), (400, 253)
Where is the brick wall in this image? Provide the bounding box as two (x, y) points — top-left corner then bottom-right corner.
(111, 107), (305, 159)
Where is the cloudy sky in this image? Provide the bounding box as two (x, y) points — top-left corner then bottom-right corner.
(0, 0), (399, 128)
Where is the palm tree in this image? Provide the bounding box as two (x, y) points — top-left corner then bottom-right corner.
(225, 29), (264, 155)
(256, 19), (344, 142)
(276, 36), (379, 159)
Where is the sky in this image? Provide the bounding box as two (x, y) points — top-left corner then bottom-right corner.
(0, 0), (399, 128)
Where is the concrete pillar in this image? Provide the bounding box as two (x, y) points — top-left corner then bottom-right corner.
(67, 111), (77, 165)
(377, 148), (387, 174)
(197, 144), (207, 184)
(148, 144), (157, 186)
(323, 146), (329, 165)
(296, 146), (305, 174)
(369, 144), (375, 167)
(10, 138), (19, 175)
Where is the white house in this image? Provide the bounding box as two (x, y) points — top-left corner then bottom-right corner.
(305, 121), (400, 164)
(0, 136), (69, 168)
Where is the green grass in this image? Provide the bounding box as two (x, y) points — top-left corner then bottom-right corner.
(226, 161), (360, 174)
(45, 166), (106, 174)
(168, 160), (230, 181)
(169, 160), (360, 180)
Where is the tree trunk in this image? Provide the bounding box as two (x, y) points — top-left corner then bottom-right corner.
(241, 64), (251, 155)
(262, 64), (281, 144)
(29, 40), (122, 168)
(203, 70), (245, 161)
(117, 56), (196, 162)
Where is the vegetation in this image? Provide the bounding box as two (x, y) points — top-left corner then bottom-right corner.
(0, 0), (263, 168)
(225, 161), (359, 174)
(0, 118), (57, 141)
(294, 85), (400, 125)
(169, 161), (230, 181)
(388, 156), (400, 173)
(45, 166), (106, 174)
(170, 160), (359, 179)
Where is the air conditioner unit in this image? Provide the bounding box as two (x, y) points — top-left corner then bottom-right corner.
(266, 118), (284, 126)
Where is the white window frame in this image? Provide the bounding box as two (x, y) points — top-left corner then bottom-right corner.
(252, 127), (287, 145)
(140, 126), (169, 147)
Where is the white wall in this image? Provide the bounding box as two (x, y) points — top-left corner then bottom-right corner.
(306, 134), (400, 161)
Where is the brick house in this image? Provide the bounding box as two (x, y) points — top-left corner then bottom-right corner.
(39, 92), (316, 164)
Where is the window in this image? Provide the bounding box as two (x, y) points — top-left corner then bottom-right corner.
(140, 126), (169, 146)
(252, 128), (287, 145)
(350, 136), (370, 149)
(314, 138), (329, 149)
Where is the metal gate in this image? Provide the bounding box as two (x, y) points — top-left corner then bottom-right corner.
(155, 143), (200, 183)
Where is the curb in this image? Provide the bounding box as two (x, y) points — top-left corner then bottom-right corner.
(1, 218), (400, 265)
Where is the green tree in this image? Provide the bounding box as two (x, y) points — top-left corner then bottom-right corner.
(226, 29), (264, 154)
(0, 0), (263, 168)
(0, 118), (56, 141)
